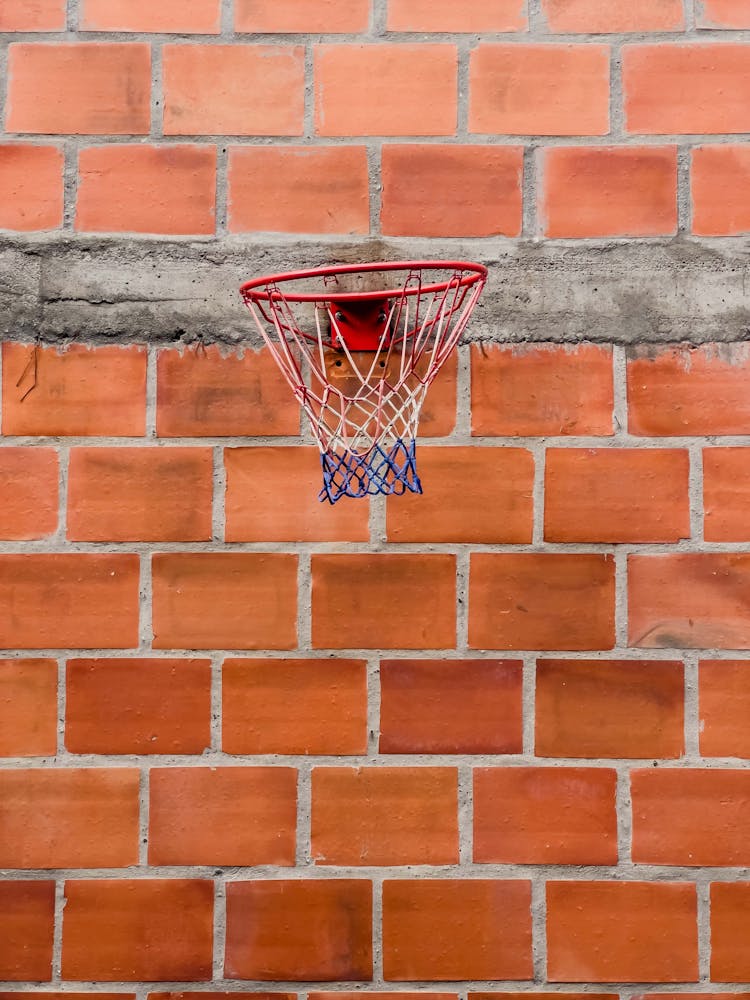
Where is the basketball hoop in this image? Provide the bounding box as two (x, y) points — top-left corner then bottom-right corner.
(240, 261), (487, 504)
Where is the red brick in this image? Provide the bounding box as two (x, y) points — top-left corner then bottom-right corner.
(471, 344), (614, 437)
(312, 767), (458, 865)
(418, 350), (458, 437)
(383, 880), (532, 981)
(692, 145), (750, 237)
(474, 767), (617, 865)
(315, 45), (457, 136)
(629, 553), (750, 648)
(700, 660), (750, 758)
(6, 43), (150, 134)
(541, 146), (678, 238)
(313, 994), (455, 1000)
(0, 145), (63, 230)
(0, 0), (65, 29)
(697, 0), (750, 26)
(704, 448), (750, 540)
(163, 45), (304, 136)
(157, 345), (298, 437)
(62, 880), (214, 981)
(544, 447), (689, 542)
(381, 145), (523, 237)
(547, 881), (698, 982)
(151, 995), (290, 1000)
(0, 659), (57, 757)
(225, 448), (369, 542)
(711, 882), (750, 981)
(542, 0), (683, 31)
(312, 554), (456, 649)
(0, 448), (58, 539)
(624, 44), (750, 134)
(225, 880), (373, 981)
(68, 447), (213, 542)
(0, 768), (138, 868)
(236, 0), (368, 31)
(77, 145), (216, 236)
(149, 766), (297, 866)
(388, 0), (526, 30)
(628, 345), (750, 436)
(470, 554), (615, 651)
(0, 554), (139, 649)
(380, 659), (523, 754)
(0, 995), (134, 1000)
(152, 553), (297, 650)
(66, 658), (211, 755)
(472, 995), (616, 1000)
(632, 768), (750, 865)
(3, 343), (147, 437)
(0, 882), (54, 981)
(469, 44), (609, 136)
(223, 658), (367, 755)
(81, 0), (220, 32)
(536, 659), (685, 759)
(386, 447), (533, 543)
(229, 146), (369, 235)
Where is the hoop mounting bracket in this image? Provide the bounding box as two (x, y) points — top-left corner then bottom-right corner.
(329, 297), (391, 351)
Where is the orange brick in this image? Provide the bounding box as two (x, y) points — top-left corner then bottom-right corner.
(66, 658), (211, 755)
(163, 45), (304, 136)
(544, 448), (689, 542)
(151, 995), (290, 1000)
(0, 994), (134, 1000)
(700, 660), (750, 758)
(0, 145), (63, 230)
(383, 880), (532, 981)
(629, 553), (750, 648)
(312, 767), (458, 866)
(474, 767), (617, 865)
(312, 554), (456, 649)
(633, 768), (750, 866)
(711, 882), (750, 981)
(2, 343), (146, 437)
(6, 43), (150, 134)
(313, 994), (456, 1000)
(76, 145), (216, 236)
(225, 880), (373, 981)
(470, 554), (615, 651)
(149, 766), (297, 866)
(315, 45), (457, 136)
(152, 553), (297, 650)
(420, 350), (457, 436)
(0, 554), (139, 649)
(156, 345), (298, 437)
(470, 44), (609, 136)
(624, 44), (750, 134)
(536, 659), (685, 759)
(68, 447), (213, 542)
(380, 659), (523, 754)
(628, 345), (750, 436)
(471, 343), (614, 437)
(704, 448), (750, 541)
(692, 145), (750, 237)
(0, 448), (58, 540)
(0, 768), (138, 868)
(697, 0), (750, 26)
(62, 880), (214, 981)
(386, 447), (533, 543)
(236, 0), (369, 31)
(0, 659), (57, 757)
(223, 658), (367, 755)
(81, 0), (220, 32)
(388, 0), (526, 30)
(229, 146), (369, 235)
(472, 994), (616, 1000)
(541, 146), (678, 238)
(0, 882), (54, 981)
(542, 0), (683, 31)
(381, 145), (523, 237)
(547, 881), (698, 982)
(225, 448), (369, 542)
(0, 0), (65, 30)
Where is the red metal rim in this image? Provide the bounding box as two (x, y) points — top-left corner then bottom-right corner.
(240, 260), (488, 304)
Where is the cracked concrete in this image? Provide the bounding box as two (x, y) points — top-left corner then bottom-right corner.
(1, 235), (749, 346)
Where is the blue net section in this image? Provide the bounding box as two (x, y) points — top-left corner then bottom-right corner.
(319, 439), (422, 504)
